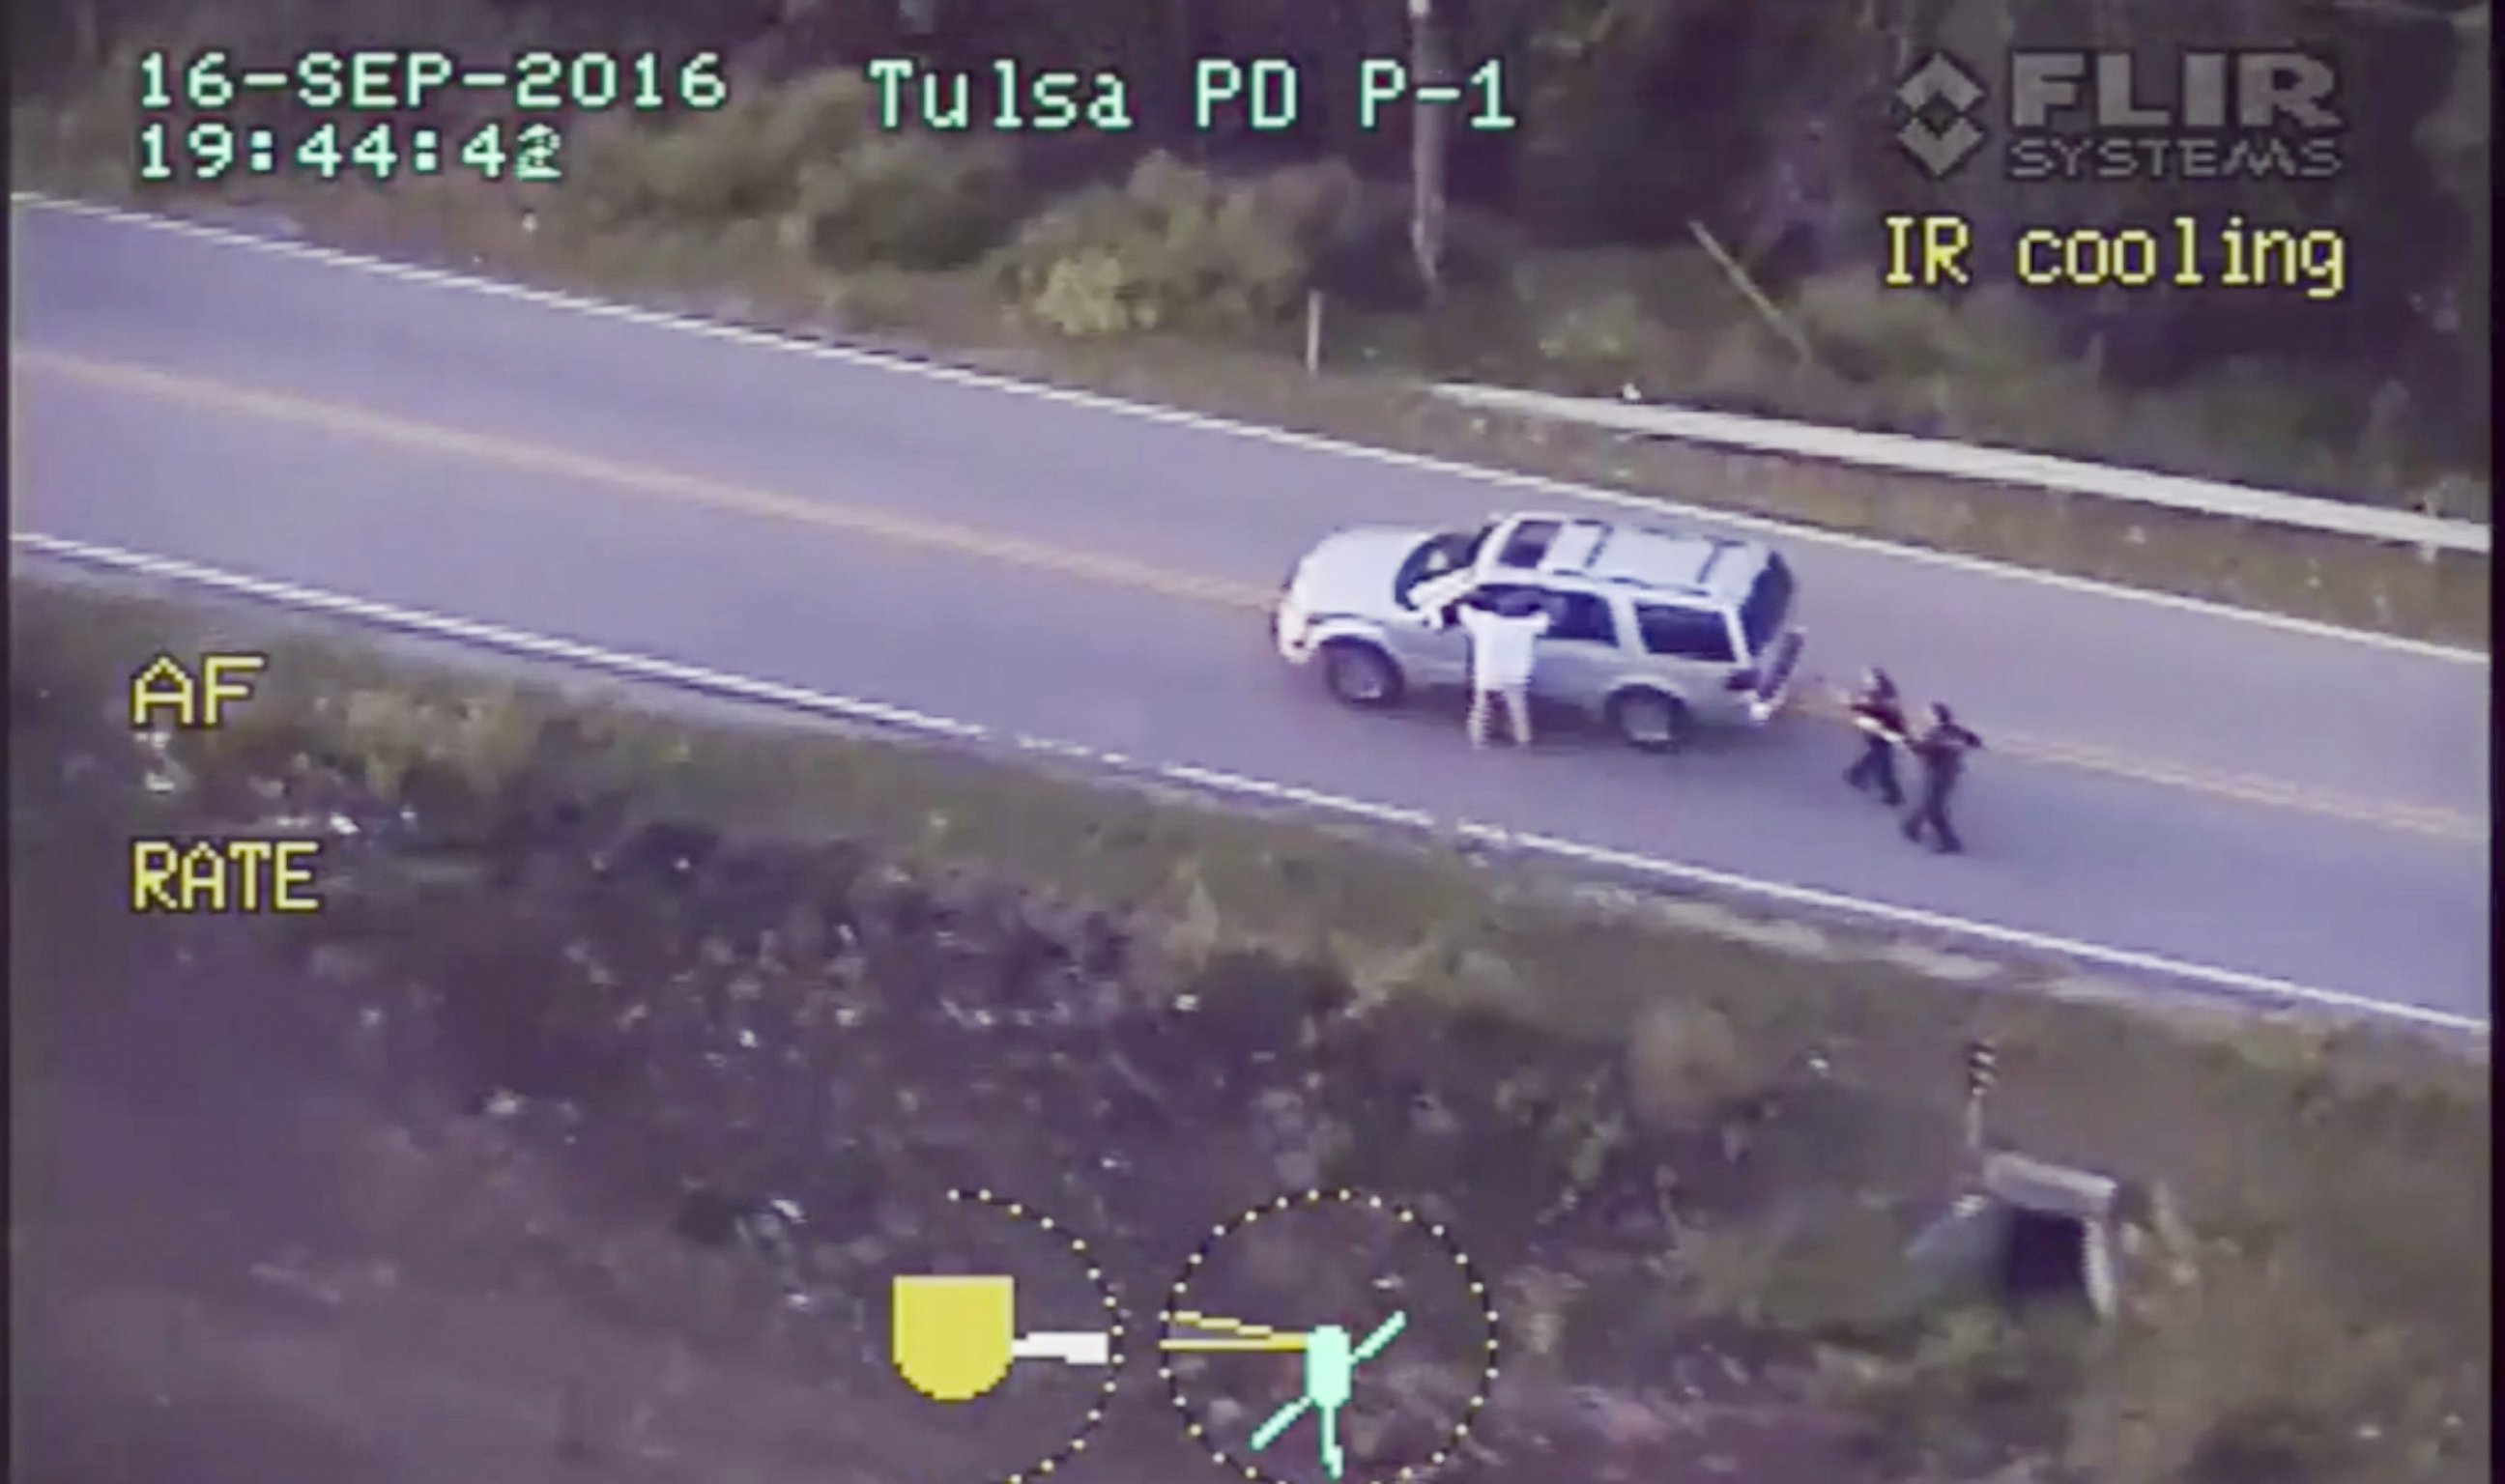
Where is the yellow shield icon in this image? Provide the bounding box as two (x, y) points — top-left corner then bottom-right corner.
(892, 1274), (1017, 1403)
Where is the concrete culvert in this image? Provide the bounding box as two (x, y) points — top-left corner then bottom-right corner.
(2001, 1206), (2090, 1305)
(1903, 1152), (2124, 1319)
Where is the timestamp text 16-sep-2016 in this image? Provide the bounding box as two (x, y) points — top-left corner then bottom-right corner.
(130, 46), (733, 185)
(127, 46), (1518, 188)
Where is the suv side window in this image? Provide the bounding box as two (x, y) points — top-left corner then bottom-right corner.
(1496, 521), (1561, 569)
(1635, 603), (1736, 663)
(1477, 584), (1618, 645)
(1545, 590), (1619, 645)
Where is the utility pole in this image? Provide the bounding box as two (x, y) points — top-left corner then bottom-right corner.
(1408, 0), (1451, 302)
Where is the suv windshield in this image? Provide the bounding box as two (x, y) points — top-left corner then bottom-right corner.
(1395, 527), (1490, 605)
(1738, 553), (1794, 656)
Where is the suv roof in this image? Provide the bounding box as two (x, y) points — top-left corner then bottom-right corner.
(1504, 516), (1764, 602)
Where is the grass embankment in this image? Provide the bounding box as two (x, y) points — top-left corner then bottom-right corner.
(11, 573), (2489, 1481)
(14, 54), (2490, 650)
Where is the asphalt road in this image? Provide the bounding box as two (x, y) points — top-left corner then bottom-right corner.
(9, 199), (2491, 1022)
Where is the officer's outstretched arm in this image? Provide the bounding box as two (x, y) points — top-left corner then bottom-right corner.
(1408, 570), (1475, 623)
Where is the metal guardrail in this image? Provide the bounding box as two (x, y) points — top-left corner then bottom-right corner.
(1430, 384), (2492, 556)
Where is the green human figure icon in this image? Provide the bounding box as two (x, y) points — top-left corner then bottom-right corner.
(1165, 1310), (1408, 1479)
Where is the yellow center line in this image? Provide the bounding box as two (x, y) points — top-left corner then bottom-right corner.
(13, 347), (1276, 614)
(13, 347), (2484, 844)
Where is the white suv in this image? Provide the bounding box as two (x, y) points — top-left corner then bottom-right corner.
(1274, 511), (1805, 751)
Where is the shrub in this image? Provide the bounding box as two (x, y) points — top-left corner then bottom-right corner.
(568, 107), (786, 229)
(743, 69), (889, 182)
(1514, 247), (1750, 332)
(1246, 158), (1476, 309)
(1623, 998), (1756, 1131)
(568, 71), (882, 231)
(2063, 1247), (2465, 1484)
(1699, 274), (2145, 450)
(1023, 245), (1157, 336)
(1239, 157), (1367, 246)
(1497, 250), (1713, 389)
(2125, 360), (2370, 493)
(1814, 1307), (2077, 1473)
(319, 689), (546, 804)
(1668, 1198), (1912, 1335)
(15, 40), (154, 189)
(1524, 285), (1684, 391)
(1678, 326), (1893, 422)
(795, 134), (1020, 271)
(1790, 272), (2061, 385)
(1006, 153), (1326, 338)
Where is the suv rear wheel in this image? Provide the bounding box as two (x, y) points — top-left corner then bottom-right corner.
(1607, 688), (1693, 754)
(1320, 640), (1403, 707)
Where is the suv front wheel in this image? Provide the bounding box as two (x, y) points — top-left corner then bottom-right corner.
(1320, 640), (1404, 708)
(1606, 688), (1693, 754)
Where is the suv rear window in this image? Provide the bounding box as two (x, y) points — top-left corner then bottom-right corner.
(1738, 553), (1795, 656)
(1636, 604), (1736, 663)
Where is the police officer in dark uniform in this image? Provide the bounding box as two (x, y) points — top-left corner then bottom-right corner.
(1841, 668), (1908, 807)
(1903, 702), (1983, 853)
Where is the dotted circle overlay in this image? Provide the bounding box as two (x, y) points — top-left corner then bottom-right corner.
(1159, 1189), (1503, 1484)
(944, 1187), (1129, 1484)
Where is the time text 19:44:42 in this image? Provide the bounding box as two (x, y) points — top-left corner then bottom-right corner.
(137, 119), (562, 186)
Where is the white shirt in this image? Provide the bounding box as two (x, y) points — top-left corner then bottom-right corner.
(1457, 606), (1549, 689)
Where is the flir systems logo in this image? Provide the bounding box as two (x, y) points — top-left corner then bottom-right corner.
(1895, 49), (2345, 183)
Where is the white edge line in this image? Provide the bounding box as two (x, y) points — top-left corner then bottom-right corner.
(10, 191), (2485, 666)
(13, 532), (985, 742)
(14, 530), (2485, 1037)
